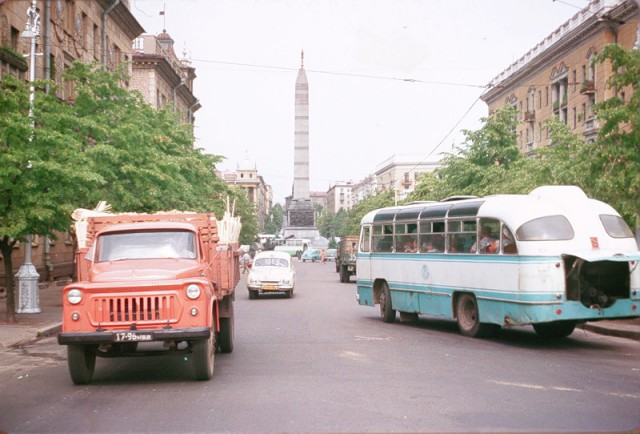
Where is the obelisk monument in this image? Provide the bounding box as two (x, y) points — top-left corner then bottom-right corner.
(284, 51), (319, 240)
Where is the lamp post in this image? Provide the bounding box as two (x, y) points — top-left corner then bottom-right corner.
(16, 0), (41, 314)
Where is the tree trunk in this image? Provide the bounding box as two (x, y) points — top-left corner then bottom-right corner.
(1, 236), (17, 323)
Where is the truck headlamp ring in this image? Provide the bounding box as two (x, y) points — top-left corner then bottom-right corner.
(186, 284), (201, 300)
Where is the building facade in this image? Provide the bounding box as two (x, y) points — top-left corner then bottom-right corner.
(481, 0), (640, 151)
(326, 182), (354, 214)
(375, 154), (441, 202)
(131, 31), (200, 123)
(218, 155), (273, 232)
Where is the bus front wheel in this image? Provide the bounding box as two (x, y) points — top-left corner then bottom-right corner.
(379, 282), (396, 323)
(456, 294), (498, 338)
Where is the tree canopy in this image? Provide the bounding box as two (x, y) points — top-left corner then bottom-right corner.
(0, 63), (257, 321)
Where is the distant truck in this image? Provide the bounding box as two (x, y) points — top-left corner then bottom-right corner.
(58, 212), (240, 384)
(336, 235), (359, 283)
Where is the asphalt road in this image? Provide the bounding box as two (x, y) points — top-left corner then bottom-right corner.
(1, 260), (639, 432)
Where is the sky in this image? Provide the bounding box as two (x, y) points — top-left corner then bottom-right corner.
(130, 0), (582, 204)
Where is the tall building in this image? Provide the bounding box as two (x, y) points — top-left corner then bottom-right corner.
(285, 51), (319, 240)
(375, 154), (441, 202)
(326, 182), (354, 214)
(481, 0), (640, 151)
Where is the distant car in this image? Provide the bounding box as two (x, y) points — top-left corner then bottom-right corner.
(325, 248), (337, 261)
(247, 251), (295, 299)
(301, 248), (321, 262)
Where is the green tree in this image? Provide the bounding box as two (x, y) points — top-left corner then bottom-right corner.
(0, 75), (99, 322)
(591, 44), (640, 233)
(411, 105), (521, 201)
(264, 203), (284, 235)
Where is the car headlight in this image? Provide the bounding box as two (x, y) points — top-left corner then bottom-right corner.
(186, 284), (201, 300)
(67, 289), (83, 305)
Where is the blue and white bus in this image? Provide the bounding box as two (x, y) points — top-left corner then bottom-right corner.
(356, 186), (640, 338)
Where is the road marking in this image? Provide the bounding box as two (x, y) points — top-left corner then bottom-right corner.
(354, 335), (391, 341)
(489, 380), (639, 399)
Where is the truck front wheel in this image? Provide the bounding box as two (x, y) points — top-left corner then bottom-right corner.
(67, 345), (96, 385)
(192, 329), (215, 380)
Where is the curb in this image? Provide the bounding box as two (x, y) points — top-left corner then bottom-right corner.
(36, 322), (62, 338)
(578, 323), (640, 341)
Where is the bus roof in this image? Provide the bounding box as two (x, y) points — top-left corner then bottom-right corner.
(360, 186), (620, 231)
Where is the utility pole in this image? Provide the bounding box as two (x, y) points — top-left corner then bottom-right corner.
(16, 0), (41, 314)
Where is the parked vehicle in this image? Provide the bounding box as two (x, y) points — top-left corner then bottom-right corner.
(301, 248), (321, 262)
(247, 251), (295, 299)
(356, 186), (640, 338)
(336, 235), (359, 282)
(58, 211), (240, 384)
(325, 248), (337, 262)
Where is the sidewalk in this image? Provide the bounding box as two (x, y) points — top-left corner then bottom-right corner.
(0, 280), (66, 349)
(0, 280), (638, 349)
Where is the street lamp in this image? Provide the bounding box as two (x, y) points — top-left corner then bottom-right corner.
(16, 0), (41, 314)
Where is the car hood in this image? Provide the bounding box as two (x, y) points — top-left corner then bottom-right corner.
(89, 259), (203, 282)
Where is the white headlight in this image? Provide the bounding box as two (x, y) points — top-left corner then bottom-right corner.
(186, 284), (201, 300)
(67, 289), (83, 305)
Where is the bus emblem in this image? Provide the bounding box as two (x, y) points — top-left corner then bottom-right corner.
(421, 264), (430, 280)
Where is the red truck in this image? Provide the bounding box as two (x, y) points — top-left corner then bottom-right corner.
(58, 212), (239, 384)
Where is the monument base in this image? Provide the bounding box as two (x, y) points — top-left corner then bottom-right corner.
(283, 226), (320, 241)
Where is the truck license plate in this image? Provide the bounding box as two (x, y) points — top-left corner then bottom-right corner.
(115, 332), (152, 342)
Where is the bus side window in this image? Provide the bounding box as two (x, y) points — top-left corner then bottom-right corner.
(472, 218), (500, 254)
(501, 225), (518, 254)
(360, 226), (371, 252)
(448, 220), (476, 253)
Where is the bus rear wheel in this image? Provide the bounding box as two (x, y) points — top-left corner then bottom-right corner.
(379, 282), (396, 323)
(532, 320), (577, 339)
(456, 294), (498, 338)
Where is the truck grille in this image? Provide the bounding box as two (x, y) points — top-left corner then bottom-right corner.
(91, 295), (178, 325)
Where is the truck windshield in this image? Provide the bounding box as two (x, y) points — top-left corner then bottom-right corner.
(96, 230), (197, 262)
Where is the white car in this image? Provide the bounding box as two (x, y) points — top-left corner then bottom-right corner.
(247, 251), (296, 299)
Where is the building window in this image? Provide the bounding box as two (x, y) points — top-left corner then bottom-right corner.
(538, 90), (542, 109)
(93, 24), (100, 60)
(545, 87), (549, 107)
(572, 70), (576, 93)
(572, 107), (576, 129)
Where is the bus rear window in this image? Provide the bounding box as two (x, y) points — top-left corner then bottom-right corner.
(516, 215), (574, 241)
(600, 214), (634, 238)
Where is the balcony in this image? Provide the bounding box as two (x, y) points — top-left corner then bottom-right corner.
(582, 117), (599, 140)
(580, 79), (595, 95)
(524, 110), (535, 123)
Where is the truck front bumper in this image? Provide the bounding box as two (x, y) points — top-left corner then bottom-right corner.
(58, 327), (210, 345)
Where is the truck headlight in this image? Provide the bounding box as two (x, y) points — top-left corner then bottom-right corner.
(67, 289), (83, 305)
(186, 284), (201, 300)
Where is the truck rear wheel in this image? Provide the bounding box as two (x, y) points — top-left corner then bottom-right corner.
(340, 265), (349, 283)
(67, 345), (96, 385)
(192, 329), (215, 380)
(218, 303), (234, 353)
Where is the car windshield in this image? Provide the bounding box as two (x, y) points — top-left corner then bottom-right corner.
(254, 257), (289, 267)
(96, 230), (197, 262)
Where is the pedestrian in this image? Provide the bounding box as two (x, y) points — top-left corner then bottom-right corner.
(241, 251), (251, 273)
(321, 248), (326, 264)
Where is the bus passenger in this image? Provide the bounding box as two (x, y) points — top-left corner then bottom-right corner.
(471, 227), (496, 253)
